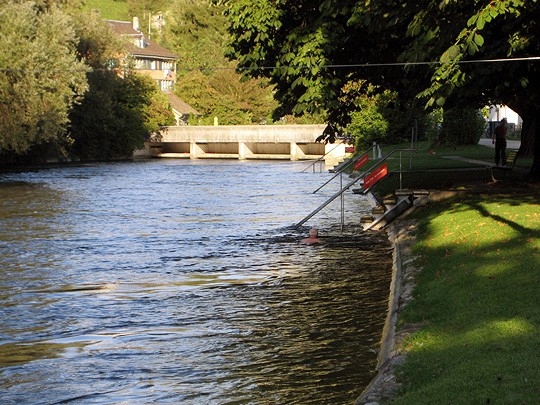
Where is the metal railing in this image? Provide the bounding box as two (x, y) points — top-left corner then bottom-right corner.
(312, 143), (380, 194)
(292, 148), (416, 229)
(301, 142), (347, 173)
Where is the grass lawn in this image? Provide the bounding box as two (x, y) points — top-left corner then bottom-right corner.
(390, 191), (540, 404)
(367, 139), (540, 403)
(83, 0), (130, 20)
(376, 140), (532, 171)
(362, 141), (533, 194)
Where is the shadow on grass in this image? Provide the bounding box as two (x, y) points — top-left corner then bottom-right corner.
(392, 193), (540, 404)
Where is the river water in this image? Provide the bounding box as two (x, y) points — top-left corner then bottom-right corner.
(0, 159), (392, 404)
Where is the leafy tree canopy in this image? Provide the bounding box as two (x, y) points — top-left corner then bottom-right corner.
(161, 0), (278, 124)
(161, 0), (229, 73)
(127, 0), (169, 18)
(0, 1), (88, 154)
(70, 72), (174, 160)
(0, 0), (173, 162)
(225, 0), (540, 178)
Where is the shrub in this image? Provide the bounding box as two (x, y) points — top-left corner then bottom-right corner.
(435, 107), (486, 146)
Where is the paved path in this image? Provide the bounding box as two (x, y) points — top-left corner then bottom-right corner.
(443, 155), (494, 166)
(443, 138), (522, 167)
(478, 138), (521, 149)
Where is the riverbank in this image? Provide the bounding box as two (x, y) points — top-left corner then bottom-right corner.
(356, 181), (539, 404)
(355, 190), (458, 404)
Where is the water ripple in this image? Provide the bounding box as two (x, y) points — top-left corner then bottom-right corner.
(0, 160), (391, 404)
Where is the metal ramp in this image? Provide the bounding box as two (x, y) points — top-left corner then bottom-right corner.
(293, 148), (418, 230)
(360, 189), (429, 230)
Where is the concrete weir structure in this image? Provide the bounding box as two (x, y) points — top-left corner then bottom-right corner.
(137, 124), (350, 167)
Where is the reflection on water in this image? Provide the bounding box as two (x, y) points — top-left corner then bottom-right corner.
(0, 160), (392, 404)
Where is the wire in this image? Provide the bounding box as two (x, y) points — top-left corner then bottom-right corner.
(1, 55), (539, 73)
(232, 55), (540, 70)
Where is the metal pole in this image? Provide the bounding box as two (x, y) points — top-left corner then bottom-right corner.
(399, 151), (403, 190)
(340, 173), (345, 231)
(409, 127), (414, 170)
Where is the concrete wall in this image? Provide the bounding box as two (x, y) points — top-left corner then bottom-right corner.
(160, 124), (327, 143)
(134, 124), (351, 167)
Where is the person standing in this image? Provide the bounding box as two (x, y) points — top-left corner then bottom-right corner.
(492, 118), (508, 166)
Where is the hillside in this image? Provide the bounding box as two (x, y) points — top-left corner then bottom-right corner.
(83, 0), (130, 20)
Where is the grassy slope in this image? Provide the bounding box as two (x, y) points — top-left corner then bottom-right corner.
(368, 141), (533, 194)
(82, 0), (130, 20)
(383, 153), (540, 403)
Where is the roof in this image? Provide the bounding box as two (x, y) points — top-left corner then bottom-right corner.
(130, 39), (177, 60)
(107, 20), (141, 37)
(165, 92), (201, 115)
(106, 20), (177, 61)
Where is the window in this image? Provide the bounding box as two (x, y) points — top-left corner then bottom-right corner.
(160, 80), (174, 92)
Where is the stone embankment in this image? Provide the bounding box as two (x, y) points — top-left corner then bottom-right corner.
(355, 190), (459, 405)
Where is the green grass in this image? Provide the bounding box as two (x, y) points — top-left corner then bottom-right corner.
(355, 140), (540, 403)
(390, 192), (540, 404)
(377, 140), (531, 171)
(83, 0), (130, 20)
(360, 141), (533, 194)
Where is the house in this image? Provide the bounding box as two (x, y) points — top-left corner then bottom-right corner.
(107, 18), (200, 124)
(165, 92), (201, 126)
(486, 104), (522, 135)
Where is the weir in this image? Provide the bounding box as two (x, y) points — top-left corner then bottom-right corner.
(135, 124), (351, 167)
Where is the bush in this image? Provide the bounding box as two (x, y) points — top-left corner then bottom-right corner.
(347, 99), (390, 149)
(345, 87), (432, 150)
(435, 107), (486, 146)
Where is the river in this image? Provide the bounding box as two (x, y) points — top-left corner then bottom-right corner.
(0, 159), (392, 404)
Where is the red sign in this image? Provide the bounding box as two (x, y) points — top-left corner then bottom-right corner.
(353, 154), (369, 171)
(363, 163), (388, 190)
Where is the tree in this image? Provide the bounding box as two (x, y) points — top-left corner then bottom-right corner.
(162, 0), (277, 124)
(128, 0), (168, 20)
(69, 72), (174, 160)
(0, 1), (88, 156)
(70, 10), (176, 160)
(161, 0), (229, 73)
(70, 7), (127, 69)
(437, 107), (487, 147)
(225, 0), (540, 179)
(408, 0), (540, 179)
(225, 0), (423, 125)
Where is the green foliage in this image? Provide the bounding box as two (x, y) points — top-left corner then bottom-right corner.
(82, 0), (130, 20)
(163, 0), (278, 124)
(279, 112), (326, 125)
(0, 1), (88, 155)
(225, 0), (419, 126)
(127, 0), (168, 18)
(177, 67), (276, 125)
(162, 0), (229, 73)
(344, 82), (432, 149)
(70, 9), (126, 68)
(437, 107), (486, 147)
(0, 1), (179, 162)
(65, 6), (176, 161)
(347, 96), (390, 149)
(69, 72), (174, 160)
(424, 108), (444, 145)
(225, 0), (540, 177)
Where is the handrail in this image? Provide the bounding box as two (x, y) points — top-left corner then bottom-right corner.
(301, 142), (345, 173)
(292, 148), (416, 229)
(312, 144), (378, 194)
